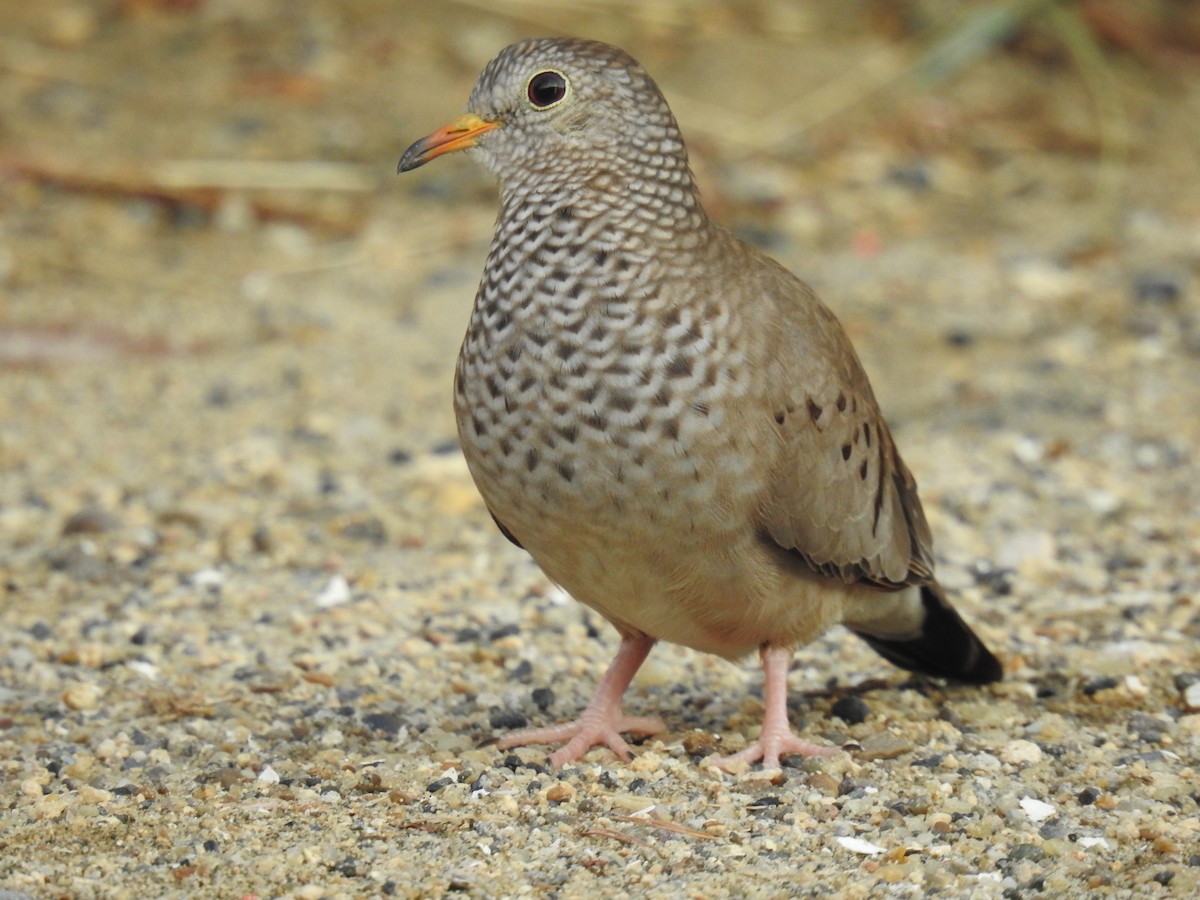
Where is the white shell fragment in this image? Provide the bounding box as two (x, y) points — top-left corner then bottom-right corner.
(1019, 796), (1056, 823)
(836, 836), (886, 855)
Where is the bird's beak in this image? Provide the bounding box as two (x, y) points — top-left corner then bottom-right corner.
(397, 113), (499, 173)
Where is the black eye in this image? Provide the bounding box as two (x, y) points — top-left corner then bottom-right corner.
(527, 71), (568, 109)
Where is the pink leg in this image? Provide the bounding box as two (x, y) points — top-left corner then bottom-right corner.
(712, 645), (835, 771)
(496, 635), (665, 767)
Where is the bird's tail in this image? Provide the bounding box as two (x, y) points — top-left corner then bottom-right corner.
(850, 583), (1002, 684)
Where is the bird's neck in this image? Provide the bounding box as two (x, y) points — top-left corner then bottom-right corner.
(496, 154), (712, 261)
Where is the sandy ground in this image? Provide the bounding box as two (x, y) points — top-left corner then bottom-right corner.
(2, 2), (1199, 897)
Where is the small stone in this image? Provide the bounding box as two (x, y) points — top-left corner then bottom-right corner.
(1174, 673), (1200, 691)
(1000, 740), (1043, 767)
(21, 778), (44, 799)
(830, 695), (870, 725)
(628, 751), (665, 774)
(1077, 786), (1101, 805)
(886, 162), (931, 190)
(806, 772), (839, 796)
(1010, 259), (1085, 301)
(363, 711), (406, 736)
(1124, 675), (1149, 697)
(32, 794), (70, 821)
(62, 681), (101, 711)
(544, 782), (575, 803)
(1082, 676), (1119, 696)
(62, 507), (119, 535)
(1129, 712), (1170, 743)
(1182, 682), (1200, 712)
(531, 687), (554, 711)
(489, 709), (527, 730)
(215, 768), (245, 789)
(1008, 843), (1046, 862)
(857, 732), (912, 761)
(509, 659), (533, 681)
(682, 731), (721, 757)
(944, 329), (974, 348)
(1132, 272), (1182, 305)
(78, 784), (113, 805)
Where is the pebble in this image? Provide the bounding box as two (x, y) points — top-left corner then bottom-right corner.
(61, 681), (101, 711)
(1183, 683), (1200, 712)
(61, 507), (119, 535)
(1132, 271), (1183, 305)
(1000, 740), (1043, 767)
(830, 695), (870, 725)
(857, 732), (913, 761)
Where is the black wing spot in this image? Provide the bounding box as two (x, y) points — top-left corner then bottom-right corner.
(490, 511), (524, 549)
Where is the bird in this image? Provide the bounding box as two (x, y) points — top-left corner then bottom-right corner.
(397, 37), (1001, 770)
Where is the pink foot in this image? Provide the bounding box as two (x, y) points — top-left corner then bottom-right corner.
(495, 635), (664, 767)
(497, 712), (666, 767)
(711, 646), (836, 771)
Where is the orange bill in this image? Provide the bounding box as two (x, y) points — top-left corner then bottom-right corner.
(397, 113), (499, 172)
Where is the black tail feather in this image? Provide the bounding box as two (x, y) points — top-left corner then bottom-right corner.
(852, 584), (1002, 684)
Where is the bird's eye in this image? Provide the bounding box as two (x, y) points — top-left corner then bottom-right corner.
(526, 70), (568, 109)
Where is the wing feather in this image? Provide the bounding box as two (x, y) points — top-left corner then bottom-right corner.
(752, 262), (935, 590)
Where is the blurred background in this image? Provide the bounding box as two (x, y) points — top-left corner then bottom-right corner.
(2, 0), (1198, 648)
